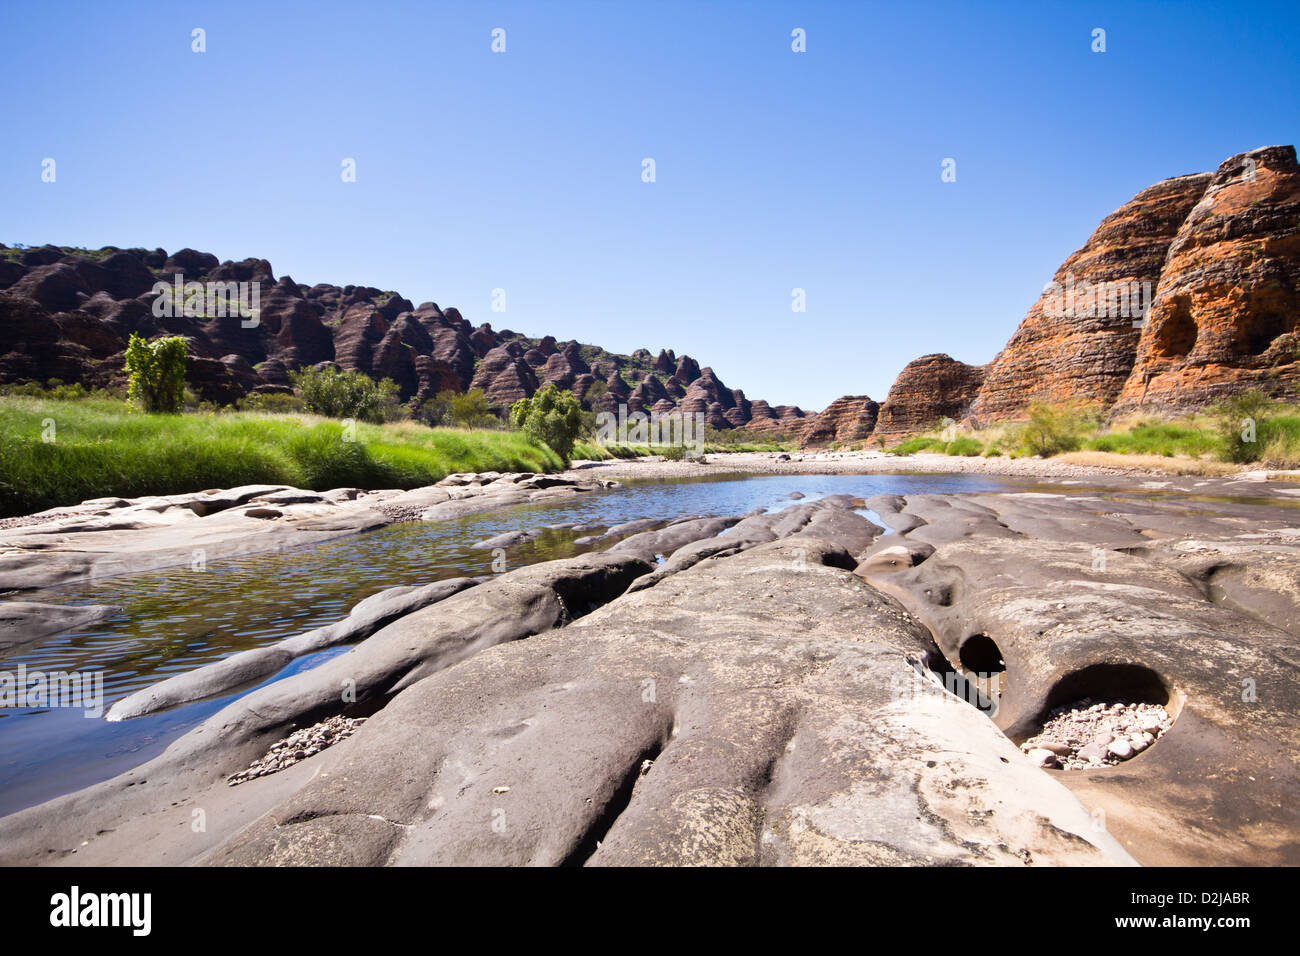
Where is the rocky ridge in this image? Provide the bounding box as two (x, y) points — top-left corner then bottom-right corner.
(0, 245), (801, 430)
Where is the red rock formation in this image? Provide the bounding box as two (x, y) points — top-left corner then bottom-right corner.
(0, 244), (799, 420)
(800, 396), (879, 446)
(969, 172), (1212, 422)
(871, 354), (986, 444)
(1115, 146), (1300, 413)
(867, 145), (1300, 438)
(469, 344), (538, 406)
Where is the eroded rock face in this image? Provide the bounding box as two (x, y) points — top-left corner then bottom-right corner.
(859, 489), (1300, 866)
(469, 344), (539, 406)
(1115, 146), (1300, 413)
(969, 173), (1212, 422)
(875, 145), (1300, 437)
(800, 395), (879, 446)
(872, 354), (985, 444)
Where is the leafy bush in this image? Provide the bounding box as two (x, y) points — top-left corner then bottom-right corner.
(415, 389), (500, 429)
(1013, 402), (1093, 457)
(448, 389), (499, 429)
(944, 436), (983, 456)
(1212, 390), (1274, 463)
(124, 333), (187, 413)
(413, 391), (453, 427)
(659, 443), (690, 461)
(290, 366), (400, 423)
(510, 383), (584, 465)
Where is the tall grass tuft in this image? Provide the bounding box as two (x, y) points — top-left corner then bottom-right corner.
(0, 397), (564, 517)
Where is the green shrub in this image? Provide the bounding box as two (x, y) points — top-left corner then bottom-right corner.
(124, 333), (187, 413)
(890, 436), (943, 455)
(510, 384), (584, 465)
(290, 366), (400, 424)
(944, 436), (983, 457)
(659, 443), (689, 461)
(1212, 390), (1275, 463)
(1013, 402), (1093, 457)
(448, 389), (499, 429)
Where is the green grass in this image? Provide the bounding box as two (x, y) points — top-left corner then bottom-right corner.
(1083, 421), (1224, 458)
(0, 397), (563, 517)
(889, 436), (944, 455)
(882, 395), (1300, 470)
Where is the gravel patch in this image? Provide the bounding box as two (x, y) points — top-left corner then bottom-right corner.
(227, 715), (367, 786)
(1020, 699), (1173, 770)
(0, 510), (80, 532)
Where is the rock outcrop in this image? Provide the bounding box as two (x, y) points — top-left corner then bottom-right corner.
(872, 354), (986, 444)
(0, 494), (1149, 867)
(872, 146), (1300, 440)
(1115, 146), (1300, 413)
(799, 395), (879, 446)
(857, 487), (1300, 865)
(969, 172), (1212, 422)
(0, 245), (794, 425)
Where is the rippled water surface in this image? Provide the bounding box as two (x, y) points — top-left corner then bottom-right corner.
(0, 472), (1015, 814)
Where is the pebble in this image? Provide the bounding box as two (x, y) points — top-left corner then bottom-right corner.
(1019, 698), (1172, 771)
(228, 715), (367, 786)
(1025, 748), (1058, 768)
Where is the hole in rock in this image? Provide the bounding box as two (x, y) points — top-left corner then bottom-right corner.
(1235, 310), (1291, 356)
(919, 648), (999, 718)
(959, 633), (1005, 675)
(1014, 663), (1182, 771)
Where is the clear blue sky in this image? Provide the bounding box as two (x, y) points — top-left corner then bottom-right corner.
(3, 1), (1297, 410)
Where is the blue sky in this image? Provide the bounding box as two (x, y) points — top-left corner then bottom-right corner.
(2, 1), (1297, 409)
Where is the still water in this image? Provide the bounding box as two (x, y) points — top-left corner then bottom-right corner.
(0, 472), (1015, 815)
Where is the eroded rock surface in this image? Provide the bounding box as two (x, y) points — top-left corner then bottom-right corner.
(0, 493), (1144, 867)
(860, 488), (1300, 865)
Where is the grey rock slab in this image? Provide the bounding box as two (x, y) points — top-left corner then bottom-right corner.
(864, 520), (1300, 865)
(0, 600), (122, 649)
(206, 540), (1135, 866)
(0, 551), (650, 866)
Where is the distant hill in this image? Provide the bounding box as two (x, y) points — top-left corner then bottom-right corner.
(0, 244), (808, 434)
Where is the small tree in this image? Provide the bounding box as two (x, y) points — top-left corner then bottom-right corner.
(510, 384), (584, 464)
(124, 333), (187, 413)
(290, 366), (400, 423)
(449, 389), (497, 428)
(414, 390), (455, 427)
